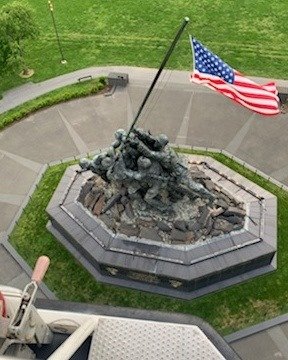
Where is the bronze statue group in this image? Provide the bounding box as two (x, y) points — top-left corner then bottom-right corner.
(79, 128), (213, 212)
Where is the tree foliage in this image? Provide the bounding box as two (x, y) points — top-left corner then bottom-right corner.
(0, 1), (39, 74)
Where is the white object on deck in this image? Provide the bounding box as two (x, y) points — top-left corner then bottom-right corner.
(47, 319), (95, 360)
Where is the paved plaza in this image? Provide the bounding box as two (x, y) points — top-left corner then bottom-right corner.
(1, 67), (288, 358)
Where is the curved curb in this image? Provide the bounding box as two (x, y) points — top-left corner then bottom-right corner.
(1, 66), (288, 114)
(225, 313), (288, 343)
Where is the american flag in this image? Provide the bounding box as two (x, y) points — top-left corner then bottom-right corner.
(190, 37), (280, 116)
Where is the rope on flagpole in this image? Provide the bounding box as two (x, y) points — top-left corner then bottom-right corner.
(125, 17), (190, 140)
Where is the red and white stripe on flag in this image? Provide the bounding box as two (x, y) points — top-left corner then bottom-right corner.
(191, 70), (280, 116)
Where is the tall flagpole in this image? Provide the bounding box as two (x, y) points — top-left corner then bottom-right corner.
(126, 17), (190, 139)
(48, 0), (67, 64)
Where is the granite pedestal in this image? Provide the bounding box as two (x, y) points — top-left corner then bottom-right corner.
(46, 155), (277, 299)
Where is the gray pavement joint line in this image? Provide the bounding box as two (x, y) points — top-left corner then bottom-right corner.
(4, 164), (48, 238)
(126, 83), (151, 128)
(267, 326), (288, 358)
(0, 232), (5, 243)
(221, 149), (288, 192)
(57, 108), (90, 155)
(225, 113), (255, 154)
(5, 267), (30, 285)
(270, 164), (288, 182)
(0, 149), (42, 172)
(126, 86), (134, 128)
(47, 149), (103, 167)
(0, 162), (56, 299)
(175, 92), (194, 144)
(2, 241), (56, 300)
(141, 72), (174, 124)
(0, 193), (25, 206)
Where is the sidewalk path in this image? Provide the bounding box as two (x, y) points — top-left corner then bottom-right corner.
(0, 66), (167, 113)
(1, 65), (288, 114)
(1, 66), (288, 358)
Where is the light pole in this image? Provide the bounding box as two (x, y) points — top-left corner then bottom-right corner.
(48, 0), (67, 64)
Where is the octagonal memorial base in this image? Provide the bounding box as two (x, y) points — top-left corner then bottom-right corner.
(46, 155), (277, 299)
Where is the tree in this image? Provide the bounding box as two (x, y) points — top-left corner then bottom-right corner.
(0, 1), (39, 75)
(0, 28), (11, 70)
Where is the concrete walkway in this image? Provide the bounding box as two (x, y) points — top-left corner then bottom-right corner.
(0, 66), (180, 113)
(1, 66), (288, 358)
(226, 312), (288, 360)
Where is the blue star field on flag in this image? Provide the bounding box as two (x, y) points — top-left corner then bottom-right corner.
(190, 36), (279, 115)
(192, 38), (235, 84)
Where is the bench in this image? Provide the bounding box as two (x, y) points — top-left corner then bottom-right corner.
(78, 75), (93, 82)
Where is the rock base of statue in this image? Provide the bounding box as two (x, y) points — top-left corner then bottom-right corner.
(46, 154), (277, 299)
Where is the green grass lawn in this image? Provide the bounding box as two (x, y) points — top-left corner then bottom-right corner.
(9, 151), (288, 335)
(1, 1), (288, 95)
